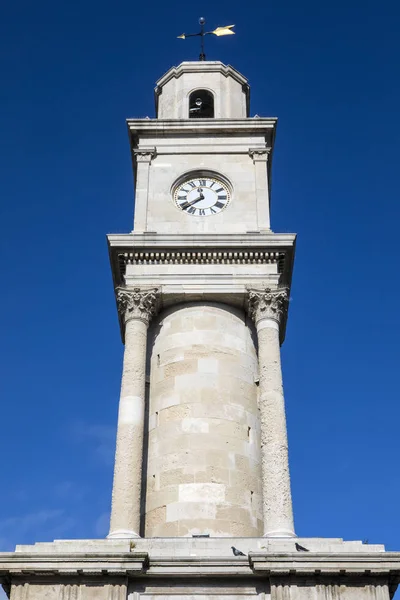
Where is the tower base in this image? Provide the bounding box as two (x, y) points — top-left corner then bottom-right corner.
(1, 537), (399, 600)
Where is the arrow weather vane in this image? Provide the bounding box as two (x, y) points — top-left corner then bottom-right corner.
(177, 17), (235, 61)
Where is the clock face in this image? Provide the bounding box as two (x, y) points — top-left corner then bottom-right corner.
(174, 176), (231, 216)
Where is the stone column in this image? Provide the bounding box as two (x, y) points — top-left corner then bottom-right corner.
(248, 288), (296, 538)
(108, 287), (159, 539)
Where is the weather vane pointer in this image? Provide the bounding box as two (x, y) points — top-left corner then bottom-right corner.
(177, 17), (235, 61)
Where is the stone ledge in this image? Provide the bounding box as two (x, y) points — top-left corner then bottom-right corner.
(107, 233), (296, 247)
(1, 551), (400, 579)
(0, 552), (148, 576)
(127, 119), (276, 136)
(11, 537), (386, 555)
(249, 552), (400, 576)
(147, 555), (250, 576)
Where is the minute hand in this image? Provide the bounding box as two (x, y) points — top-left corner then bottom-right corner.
(181, 194), (204, 210)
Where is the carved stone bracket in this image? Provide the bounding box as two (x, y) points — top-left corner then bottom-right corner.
(249, 147), (271, 163)
(247, 287), (289, 327)
(116, 287), (160, 325)
(133, 147), (157, 164)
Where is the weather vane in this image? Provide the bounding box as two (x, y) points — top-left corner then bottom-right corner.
(177, 17), (235, 61)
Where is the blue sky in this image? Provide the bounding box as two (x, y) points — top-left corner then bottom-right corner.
(1, 0), (399, 583)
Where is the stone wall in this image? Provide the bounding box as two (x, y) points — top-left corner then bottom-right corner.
(132, 145), (271, 234)
(4, 575), (393, 600)
(144, 302), (262, 537)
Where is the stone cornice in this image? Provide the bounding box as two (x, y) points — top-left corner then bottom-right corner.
(249, 552), (400, 577)
(0, 552), (148, 576)
(155, 61), (249, 90)
(127, 118), (277, 136)
(107, 232), (297, 249)
(1, 552), (400, 580)
(116, 287), (160, 326)
(107, 234), (296, 285)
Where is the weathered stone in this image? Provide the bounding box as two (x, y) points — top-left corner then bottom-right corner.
(108, 287), (159, 539)
(246, 287), (295, 538)
(145, 302), (261, 537)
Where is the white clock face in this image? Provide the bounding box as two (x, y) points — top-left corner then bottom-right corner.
(174, 176), (231, 216)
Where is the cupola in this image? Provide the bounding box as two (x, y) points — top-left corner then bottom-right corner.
(154, 61), (250, 119)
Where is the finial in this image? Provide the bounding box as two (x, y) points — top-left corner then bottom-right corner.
(177, 18), (235, 61)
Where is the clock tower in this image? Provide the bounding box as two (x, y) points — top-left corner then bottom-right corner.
(1, 60), (399, 600)
(129, 62), (272, 234)
(107, 60), (296, 540)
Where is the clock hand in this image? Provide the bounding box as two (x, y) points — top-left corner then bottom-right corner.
(181, 194), (204, 209)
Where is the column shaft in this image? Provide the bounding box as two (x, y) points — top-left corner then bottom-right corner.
(108, 286), (159, 539)
(257, 318), (295, 537)
(248, 288), (295, 538)
(108, 316), (148, 537)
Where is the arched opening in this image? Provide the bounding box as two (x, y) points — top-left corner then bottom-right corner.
(189, 89), (214, 118)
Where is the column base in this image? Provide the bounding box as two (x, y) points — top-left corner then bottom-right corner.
(263, 529), (297, 538)
(107, 529), (140, 539)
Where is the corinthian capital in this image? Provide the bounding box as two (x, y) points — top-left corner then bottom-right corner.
(116, 287), (160, 325)
(247, 288), (289, 326)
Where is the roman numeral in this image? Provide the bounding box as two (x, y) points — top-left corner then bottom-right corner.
(198, 209), (205, 216)
(198, 179), (207, 186)
(215, 201), (225, 209)
(218, 195), (227, 200)
(187, 206), (196, 214)
(215, 187), (224, 193)
(210, 207), (217, 213)
(209, 181), (216, 188)
(187, 181), (196, 188)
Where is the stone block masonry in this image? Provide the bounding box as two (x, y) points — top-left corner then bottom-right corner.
(145, 302), (263, 537)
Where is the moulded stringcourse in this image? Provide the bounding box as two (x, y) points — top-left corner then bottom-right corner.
(118, 250), (286, 268)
